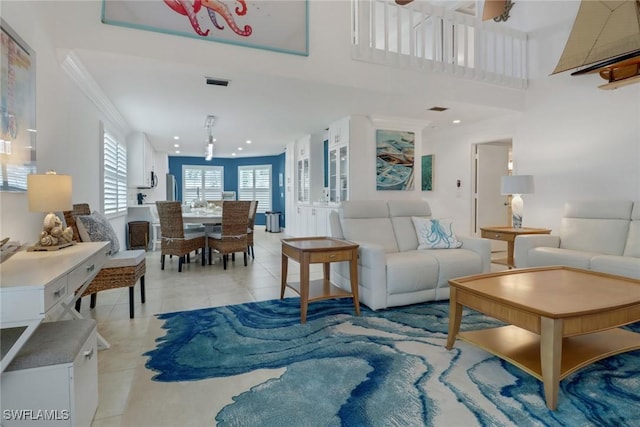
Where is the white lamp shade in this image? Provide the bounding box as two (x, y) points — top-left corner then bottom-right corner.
(500, 175), (534, 195)
(27, 174), (73, 212)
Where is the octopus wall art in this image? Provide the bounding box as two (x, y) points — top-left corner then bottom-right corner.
(163, 0), (252, 38)
(102, 0), (309, 56)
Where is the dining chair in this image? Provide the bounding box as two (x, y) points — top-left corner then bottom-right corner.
(63, 203), (146, 319)
(156, 201), (206, 272)
(247, 200), (259, 259)
(207, 201), (251, 270)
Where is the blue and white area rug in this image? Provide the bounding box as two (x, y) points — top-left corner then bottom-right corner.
(143, 298), (640, 426)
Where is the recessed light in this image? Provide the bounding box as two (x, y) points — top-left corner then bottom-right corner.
(173, 136), (180, 140)
(231, 152), (236, 156)
(452, 119), (461, 124)
(173, 144), (180, 148)
(175, 150), (181, 154)
(238, 147), (243, 151)
(246, 140), (252, 144)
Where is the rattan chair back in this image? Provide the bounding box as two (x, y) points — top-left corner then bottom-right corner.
(208, 201), (251, 268)
(155, 201), (186, 239)
(247, 200), (258, 259)
(63, 203), (91, 242)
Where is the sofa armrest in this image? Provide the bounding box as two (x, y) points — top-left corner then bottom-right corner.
(349, 241), (388, 310)
(514, 234), (561, 268)
(458, 236), (492, 273)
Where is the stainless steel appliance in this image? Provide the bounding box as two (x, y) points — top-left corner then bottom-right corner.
(166, 174), (177, 201)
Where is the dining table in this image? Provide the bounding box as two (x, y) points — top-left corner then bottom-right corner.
(182, 211), (222, 224)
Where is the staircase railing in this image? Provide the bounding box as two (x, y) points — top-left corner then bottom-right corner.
(351, 0), (528, 89)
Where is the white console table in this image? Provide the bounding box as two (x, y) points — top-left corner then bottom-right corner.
(0, 242), (110, 373)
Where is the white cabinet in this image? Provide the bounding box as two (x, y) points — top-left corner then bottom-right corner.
(128, 132), (155, 188)
(295, 133), (324, 205)
(1, 321), (98, 427)
(328, 117), (350, 204)
(292, 205), (335, 237)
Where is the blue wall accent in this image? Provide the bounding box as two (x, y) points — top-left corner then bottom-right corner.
(168, 154), (286, 227)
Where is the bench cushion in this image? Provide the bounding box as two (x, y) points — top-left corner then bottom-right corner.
(104, 249), (146, 268)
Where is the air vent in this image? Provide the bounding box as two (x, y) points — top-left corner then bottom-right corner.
(428, 106), (448, 112)
(205, 77), (230, 87)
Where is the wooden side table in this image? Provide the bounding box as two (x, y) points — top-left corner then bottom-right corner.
(480, 226), (551, 268)
(281, 237), (360, 323)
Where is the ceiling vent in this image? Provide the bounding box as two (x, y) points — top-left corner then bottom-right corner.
(205, 77), (230, 87)
(428, 106), (448, 112)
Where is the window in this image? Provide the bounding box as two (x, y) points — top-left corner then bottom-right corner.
(182, 165), (223, 203)
(103, 130), (127, 215)
(238, 165), (271, 213)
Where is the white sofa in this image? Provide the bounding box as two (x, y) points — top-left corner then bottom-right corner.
(328, 200), (491, 310)
(514, 200), (640, 279)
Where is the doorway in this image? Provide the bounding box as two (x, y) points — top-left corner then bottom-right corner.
(472, 140), (512, 251)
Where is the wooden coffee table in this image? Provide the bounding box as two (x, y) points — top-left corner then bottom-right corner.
(280, 237), (360, 323)
(446, 266), (640, 410)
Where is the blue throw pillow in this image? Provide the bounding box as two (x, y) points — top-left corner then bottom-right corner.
(76, 211), (120, 254)
(412, 217), (462, 249)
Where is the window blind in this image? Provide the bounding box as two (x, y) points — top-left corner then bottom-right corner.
(103, 131), (127, 215)
(182, 166), (223, 203)
(238, 165), (271, 213)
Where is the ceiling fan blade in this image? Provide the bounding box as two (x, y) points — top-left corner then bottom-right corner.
(395, 0), (414, 5)
(482, 0), (507, 21)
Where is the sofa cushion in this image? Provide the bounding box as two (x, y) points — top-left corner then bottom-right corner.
(564, 200), (633, 220)
(591, 255), (640, 280)
(528, 247), (599, 270)
(340, 201), (398, 253)
(426, 248), (483, 287)
(623, 202), (640, 257)
(560, 218), (630, 255)
(385, 251), (439, 294)
(389, 200), (432, 252)
(412, 217), (462, 249)
(76, 211), (120, 254)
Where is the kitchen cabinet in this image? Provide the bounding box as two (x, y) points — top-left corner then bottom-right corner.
(295, 133), (323, 204)
(128, 132), (156, 188)
(328, 117), (350, 204)
(293, 205), (336, 237)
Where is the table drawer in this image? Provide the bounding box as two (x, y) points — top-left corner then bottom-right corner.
(67, 250), (107, 292)
(481, 231), (515, 242)
(309, 250), (353, 263)
(44, 276), (68, 313)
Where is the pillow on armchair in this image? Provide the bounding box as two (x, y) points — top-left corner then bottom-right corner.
(412, 217), (463, 249)
(76, 211), (120, 254)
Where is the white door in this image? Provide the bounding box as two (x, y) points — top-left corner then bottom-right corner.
(474, 142), (510, 251)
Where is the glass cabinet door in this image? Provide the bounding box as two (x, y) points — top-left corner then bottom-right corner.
(339, 146), (348, 202)
(303, 158), (310, 202)
(329, 149), (337, 203)
(297, 159), (304, 202)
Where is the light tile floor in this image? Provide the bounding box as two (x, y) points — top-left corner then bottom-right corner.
(86, 229), (508, 426)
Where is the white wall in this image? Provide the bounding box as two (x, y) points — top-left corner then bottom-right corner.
(0, 2), (130, 246)
(421, 1), (640, 235)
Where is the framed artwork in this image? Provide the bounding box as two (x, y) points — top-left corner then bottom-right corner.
(376, 129), (414, 191)
(421, 154), (433, 191)
(102, 0), (309, 56)
(1, 19), (37, 192)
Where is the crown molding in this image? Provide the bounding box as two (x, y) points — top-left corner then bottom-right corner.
(366, 114), (431, 130)
(61, 51), (131, 136)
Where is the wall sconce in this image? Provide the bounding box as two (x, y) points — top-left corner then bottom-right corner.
(500, 175), (534, 228)
(27, 171), (75, 251)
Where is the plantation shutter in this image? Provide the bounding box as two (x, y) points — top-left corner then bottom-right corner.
(238, 165), (271, 213)
(103, 131), (127, 215)
(182, 166), (223, 203)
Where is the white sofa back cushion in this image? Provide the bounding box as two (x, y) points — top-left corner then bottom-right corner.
(624, 201), (640, 257)
(388, 200), (432, 252)
(560, 201), (633, 256)
(340, 200), (399, 253)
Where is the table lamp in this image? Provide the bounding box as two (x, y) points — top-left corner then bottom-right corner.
(500, 175), (534, 228)
(27, 171), (75, 251)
